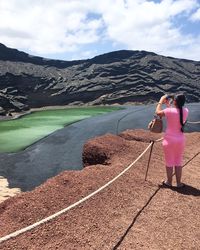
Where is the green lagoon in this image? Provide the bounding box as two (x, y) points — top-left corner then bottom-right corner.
(0, 106), (120, 153)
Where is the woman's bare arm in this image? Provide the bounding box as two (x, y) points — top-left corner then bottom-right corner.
(155, 95), (168, 117)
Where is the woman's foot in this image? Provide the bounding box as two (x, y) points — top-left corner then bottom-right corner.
(176, 183), (185, 188)
(162, 180), (172, 188)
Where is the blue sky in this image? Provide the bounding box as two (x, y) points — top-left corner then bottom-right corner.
(0, 0), (200, 61)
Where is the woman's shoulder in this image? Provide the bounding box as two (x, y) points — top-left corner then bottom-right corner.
(164, 107), (177, 112)
(163, 107), (176, 116)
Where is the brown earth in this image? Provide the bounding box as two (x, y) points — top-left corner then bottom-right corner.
(0, 129), (199, 250)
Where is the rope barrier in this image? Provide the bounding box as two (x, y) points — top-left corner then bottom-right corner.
(0, 142), (153, 244)
(0, 135), (198, 246)
(186, 120), (200, 124)
(170, 151), (200, 178)
(182, 151), (199, 168)
(0, 105), (198, 245)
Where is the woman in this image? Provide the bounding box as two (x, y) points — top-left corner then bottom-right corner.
(156, 94), (189, 188)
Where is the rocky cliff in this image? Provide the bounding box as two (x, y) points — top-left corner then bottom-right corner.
(0, 43), (200, 115)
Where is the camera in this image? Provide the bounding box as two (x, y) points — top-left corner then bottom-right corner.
(166, 94), (174, 100)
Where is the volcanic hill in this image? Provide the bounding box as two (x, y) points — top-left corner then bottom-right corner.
(0, 43), (200, 115)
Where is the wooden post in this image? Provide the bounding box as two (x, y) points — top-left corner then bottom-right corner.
(145, 141), (154, 181)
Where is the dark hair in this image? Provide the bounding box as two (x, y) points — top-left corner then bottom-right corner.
(175, 94), (186, 132)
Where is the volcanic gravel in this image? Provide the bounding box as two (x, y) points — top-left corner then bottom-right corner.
(0, 129), (199, 250)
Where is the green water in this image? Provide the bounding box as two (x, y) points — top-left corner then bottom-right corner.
(0, 106), (120, 153)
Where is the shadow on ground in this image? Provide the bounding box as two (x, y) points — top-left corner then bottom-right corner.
(172, 184), (200, 196)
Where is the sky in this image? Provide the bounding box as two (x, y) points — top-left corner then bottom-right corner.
(0, 0), (200, 61)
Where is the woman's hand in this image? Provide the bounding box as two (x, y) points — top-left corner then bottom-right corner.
(159, 95), (168, 104)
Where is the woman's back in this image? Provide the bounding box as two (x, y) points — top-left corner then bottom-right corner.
(164, 107), (189, 135)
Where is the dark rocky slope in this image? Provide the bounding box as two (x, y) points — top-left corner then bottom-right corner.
(0, 43), (200, 115)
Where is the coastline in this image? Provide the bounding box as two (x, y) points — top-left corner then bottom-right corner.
(0, 102), (147, 121)
(0, 101), (199, 122)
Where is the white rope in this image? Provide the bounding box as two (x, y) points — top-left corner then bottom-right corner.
(154, 137), (163, 142)
(186, 120), (200, 124)
(0, 142), (153, 244)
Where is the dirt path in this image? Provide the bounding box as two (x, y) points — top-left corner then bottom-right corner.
(0, 130), (199, 249)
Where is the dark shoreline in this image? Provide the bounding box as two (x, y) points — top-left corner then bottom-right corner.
(0, 102), (199, 121)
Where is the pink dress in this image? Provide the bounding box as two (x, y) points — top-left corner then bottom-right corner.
(162, 107), (189, 167)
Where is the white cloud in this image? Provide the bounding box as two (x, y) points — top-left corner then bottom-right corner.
(190, 8), (200, 21)
(95, 0), (199, 59)
(0, 0), (200, 60)
(0, 0), (103, 54)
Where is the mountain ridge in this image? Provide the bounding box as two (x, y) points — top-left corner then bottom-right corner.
(0, 43), (200, 115)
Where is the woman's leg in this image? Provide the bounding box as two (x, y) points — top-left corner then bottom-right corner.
(166, 166), (173, 185)
(175, 166), (182, 186)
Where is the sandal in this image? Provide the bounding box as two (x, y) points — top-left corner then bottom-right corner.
(176, 183), (185, 188)
(162, 181), (172, 188)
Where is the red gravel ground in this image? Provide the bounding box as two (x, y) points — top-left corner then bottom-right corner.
(0, 129), (199, 250)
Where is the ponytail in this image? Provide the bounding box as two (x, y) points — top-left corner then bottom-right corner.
(178, 107), (184, 132)
(175, 94), (186, 133)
